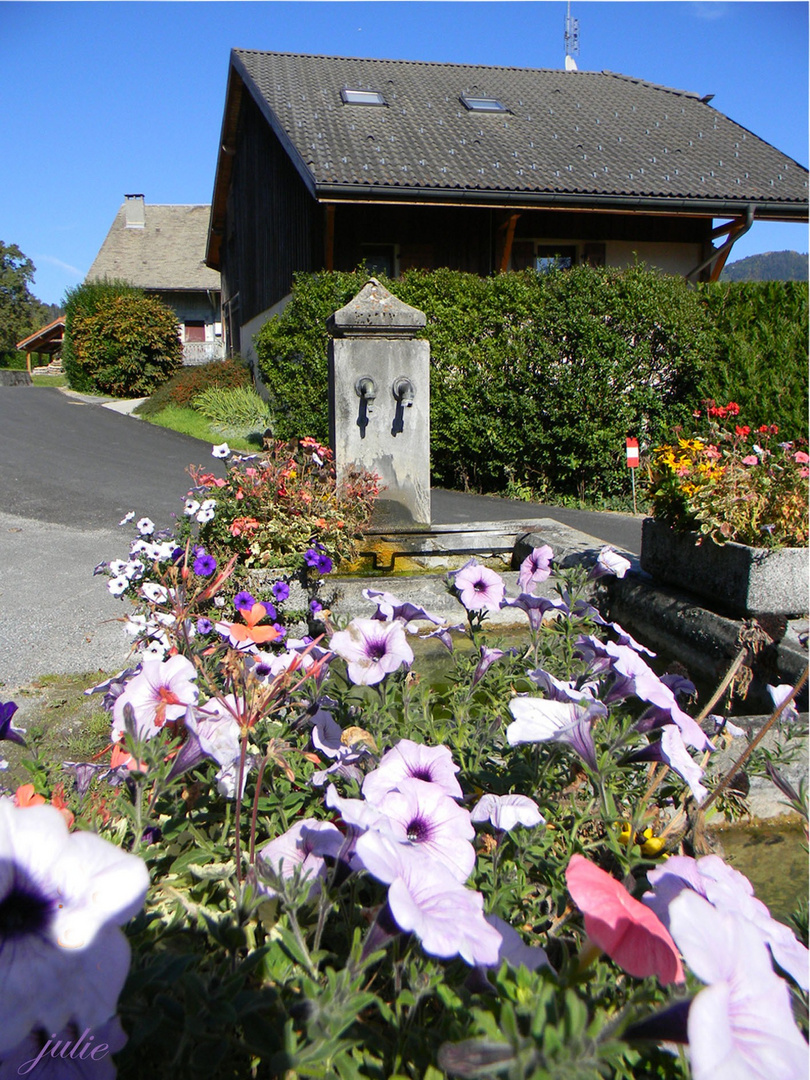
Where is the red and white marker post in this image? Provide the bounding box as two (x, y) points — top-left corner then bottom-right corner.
(626, 437), (639, 514)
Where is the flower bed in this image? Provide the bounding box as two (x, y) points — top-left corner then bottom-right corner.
(0, 446), (807, 1080)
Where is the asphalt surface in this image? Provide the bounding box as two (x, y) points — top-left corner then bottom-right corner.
(0, 384), (643, 689)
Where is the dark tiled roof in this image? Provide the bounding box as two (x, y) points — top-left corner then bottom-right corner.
(232, 49), (807, 213)
(88, 203), (221, 291)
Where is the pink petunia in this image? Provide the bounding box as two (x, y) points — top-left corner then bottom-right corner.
(451, 559), (506, 612)
(565, 854), (684, 985)
(517, 545), (554, 592)
(329, 618), (414, 685)
(742, 454), (759, 466)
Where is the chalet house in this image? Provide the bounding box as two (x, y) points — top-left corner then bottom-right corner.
(87, 195), (223, 364)
(205, 50), (809, 359)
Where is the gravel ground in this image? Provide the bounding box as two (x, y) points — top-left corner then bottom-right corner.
(0, 510), (132, 691)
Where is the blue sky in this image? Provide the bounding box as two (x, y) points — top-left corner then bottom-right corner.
(2, 1), (807, 306)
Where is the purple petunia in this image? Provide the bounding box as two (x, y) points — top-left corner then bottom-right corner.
(362, 739), (463, 803)
(256, 819), (346, 900)
(193, 553), (217, 577)
(329, 618), (414, 686)
(272, 580), (291, 602)
(517, 544), (554, 593)
(196, 617), (213, 635)
(354, 832), (502, 967)
(304, 548), (333, 575)
(666, 890), (807, 1080)
(451, 559), (506, 612)
(507, 696), (607, 772)
(233, 591), (257, 612)
(0, 701), (26, 747)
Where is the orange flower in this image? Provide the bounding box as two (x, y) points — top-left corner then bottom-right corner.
(217, 602), (281, 648)
(13, 783), (46, 808)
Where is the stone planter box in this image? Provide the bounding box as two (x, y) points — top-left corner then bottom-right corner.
(639, 517), (809, 617)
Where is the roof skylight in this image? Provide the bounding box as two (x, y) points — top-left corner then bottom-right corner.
(341, 88), (386, 106)
(460, 94), (507, 113)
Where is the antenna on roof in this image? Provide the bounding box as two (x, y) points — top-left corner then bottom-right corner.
(564, 0), (579, 71)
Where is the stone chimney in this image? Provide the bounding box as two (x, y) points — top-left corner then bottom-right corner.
(124, 194), (145, 228)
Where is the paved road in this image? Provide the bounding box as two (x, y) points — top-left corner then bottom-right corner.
(0, 385), (641, 689)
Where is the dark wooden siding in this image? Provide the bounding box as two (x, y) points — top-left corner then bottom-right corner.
(224, 92), (322, 322)
(332, 204), (493, 275)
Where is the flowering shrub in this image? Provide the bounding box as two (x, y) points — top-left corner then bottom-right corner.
(179, 439), (379, 578)
(646, 400), (809, 547)
(2, 512), (807, 1079)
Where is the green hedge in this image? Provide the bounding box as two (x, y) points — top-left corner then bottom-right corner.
(256, 265), (716, 499)
(695, 280), (808, 441)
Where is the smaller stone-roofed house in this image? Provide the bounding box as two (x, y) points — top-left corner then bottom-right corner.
(87, 195), (223, 364)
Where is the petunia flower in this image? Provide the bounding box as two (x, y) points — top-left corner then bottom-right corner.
(272, 580), (291, 602)
(767, 683), (800, 725)
(0, 701), (26, 747)
(256, 819), (346, 900)
(111, 655), (198, 742)
(565, 854), (684, 986)
(589, 546), (631, 580)
(0, 800), (149, 1056)
(354, 832), (502, 967)
(329, 618), (414, 686)
(136, 517), (154, 536)
(183, 497), (201, 516)
(501, 592), (570, 632)
(644, 854), (809, 990)
(177, 698), (257, 798)
(629, 725), (709, 803)
(118, 511), (135, 525)
(666, 890), (808, 1080)
(517, 545), (554, 592)
(363, 778), (476, 882)
(233, 591), (257, 612)
(193, 553), (217, 576)
(211, 442), (230, 458)
(451, 560), (506, 612)
(471, 793), (545, 832)
(362, 739), (463, 803)
(482, 914), (551, 972)
(140, 581), (169, 604)
(507, 696), (607, 772)
(107, 576), (128, 597)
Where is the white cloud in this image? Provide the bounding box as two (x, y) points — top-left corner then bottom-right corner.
(34, 254), (84, 277)
(690, 2), (729, 21)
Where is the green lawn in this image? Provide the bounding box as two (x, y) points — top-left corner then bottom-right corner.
(138, 403), (262, 451)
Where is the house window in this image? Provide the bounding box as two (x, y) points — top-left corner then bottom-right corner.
(341, 88), (386, 106)
(460, 94), (508, 113)
(184, 321), (206, 342)
(535, 246), (577, 272)
(360, 244), (397, 277)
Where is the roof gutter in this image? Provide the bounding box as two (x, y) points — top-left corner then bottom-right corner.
(314, 184), (808, 222)
(685, 204), (755, 282)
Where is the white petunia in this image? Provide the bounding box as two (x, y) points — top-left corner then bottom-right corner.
(212, 443), (230, 458)
(136, 517), (155, 536)
(107, 576), (129, 597)
(141, 582), (169, 604)
(118, 511), (135, 525)
(184, 498), (201, 516)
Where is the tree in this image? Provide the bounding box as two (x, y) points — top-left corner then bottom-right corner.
(0, 241), (43, 362)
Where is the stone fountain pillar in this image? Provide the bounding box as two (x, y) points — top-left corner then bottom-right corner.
(327, 279), (431, 527)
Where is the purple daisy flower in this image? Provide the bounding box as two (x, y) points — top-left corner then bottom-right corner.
(329, 618), (414, 686)
(451, 560), (505, 612)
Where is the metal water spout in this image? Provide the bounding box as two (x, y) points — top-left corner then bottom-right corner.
(391, 376), (414, 436)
